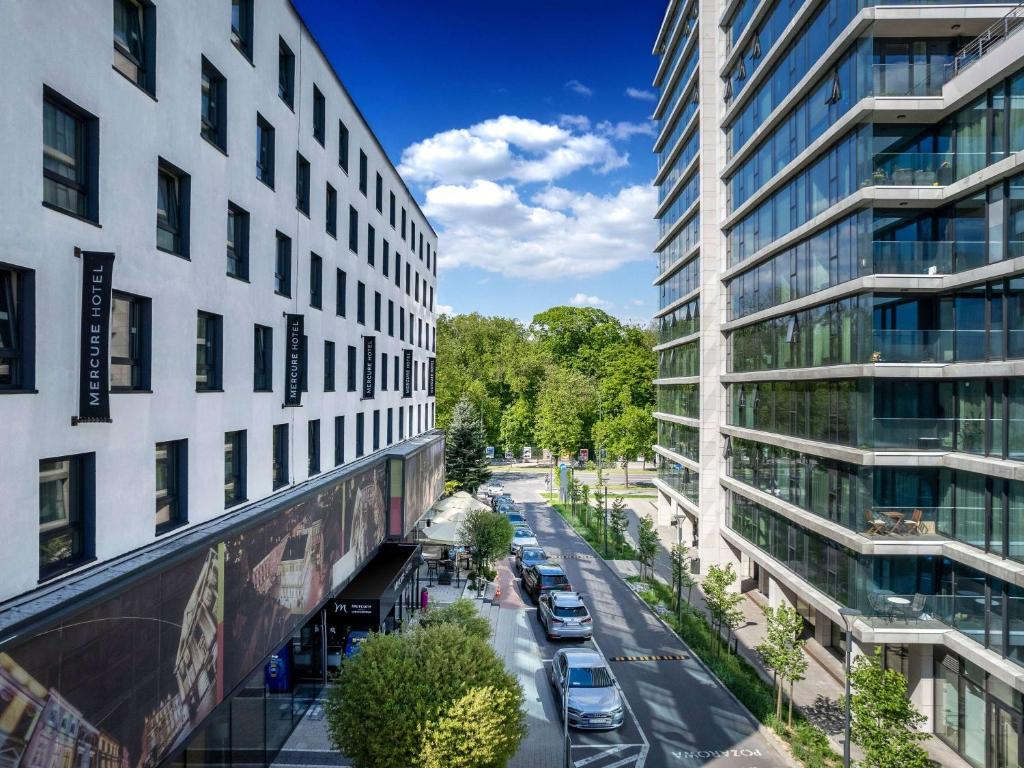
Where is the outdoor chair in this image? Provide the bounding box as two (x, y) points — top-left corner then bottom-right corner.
(865, 510), (888, 535)
(902, 508), (924, 535)
(910, 593), (928, 618)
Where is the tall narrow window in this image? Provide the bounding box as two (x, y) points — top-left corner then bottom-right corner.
(339, 120), (350, 171)
(367, 224), (376, 266)
(196, 311), (222, 391)
(39, 455), (92, 579)
(295, 153), (310, 215)
(356, 281), (366, 325)
(110, 291), (149, 390)
(272, 424), (288, 489)
(412, 222), (417, 253)
(356, 412), (365, 457)
(389, 191), (396, 227)
(388, 299), (394, 337)
(359, 150), (368, 195)
(348, 206), (359, 252)
(226, 202), (249, 279)
(381, 353), (388, 391)
(395, 252), (401, 287)
(0, 267), (34, 390)
(383, 241), (390, 277)
(324, 340), (335, 391)
(400, 307), (405, 340)
(155, 440), (187, 533)
(278, 38), (295, 107)
(275, 232), (291, 296)
(256, 114), (275, 187)
(230, 0), (253, 60)
(374, 291), (382, 331)
(43, 91), (97, 220)
(347, 345), (357, 391)
(405, 263), (411, 295)
(308, 420), (320, 476)
(224, 431), (246, 507)
(312, 85), (325, 145)
(401, 207), (407, 240)
(157, 160), (189, 257)
(336, 269), (347, 317)
(387, 408), (393, 444)
(394, 354), (400, 391)
(375, 173), (383, 212)
(113, 0), (154, 93)
(200, 58), (226, 151)
(253, 324), (272, 391)
(373, 410), (380, 451)
(334, 415), (345, 466)
(310, 253), (322, 309)
(326, 183), (337, 237)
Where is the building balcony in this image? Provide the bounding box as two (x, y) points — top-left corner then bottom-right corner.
(871, 239), (987, 275)
(658, 463), (700, 505)
(872, 61), (947, 98)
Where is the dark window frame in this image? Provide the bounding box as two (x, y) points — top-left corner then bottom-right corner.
(156, 157), (190, 258)
(155, 439), (188, 535)
(389, 191), (396, 227)
(358, 150), (368, 195)
(375, 173), (383, 212)
(253, 324), (273, 392)
(310, 252), (323, 309)
(339, 120), (350, 172)
(312, 85), (326, 145)
(295, 152), (310, 215)
(347, 345), (357, 391)
(0, 264), (36, 392)
(42, 88), (99, 223)
(355, 412), (365, 457)
(278, 37), (295, 108)
(326, 183), (337, 237)
(272, 423), (289, 489)
(308, 419), (321, 476)
(230, 0), (254, 61)
(200, 57), (227, 151)
(195, 310), (223, 391)
(113, 0), (156, 95)
(324, 340), (336, 392)
(275, 231), (292, 297)
(256, 113), (275, 188)
(334, 415), (345, 465)
(224, 430), (247, 508)
(110, 289), (151, 391)
(38, 453), (95, 581)
(348, 206), (359, 253)
(336, 268), (347, 317)
(367, 224), (376, 266)
(226, 201), (249, 280)
(356, 281), (366, 325)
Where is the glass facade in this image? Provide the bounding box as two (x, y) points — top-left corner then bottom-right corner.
(657, 420), (699, 462)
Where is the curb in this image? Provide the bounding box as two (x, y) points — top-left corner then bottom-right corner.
(533, 489), (800, 768)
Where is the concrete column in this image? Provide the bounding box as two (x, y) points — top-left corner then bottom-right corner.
(814, 611), (832, 647)
(656, 489), (674, 527)
(768, 575), (795, 609)
(908, 644), (935, 731)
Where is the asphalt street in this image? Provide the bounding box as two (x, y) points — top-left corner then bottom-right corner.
(495, 471), (792, 768)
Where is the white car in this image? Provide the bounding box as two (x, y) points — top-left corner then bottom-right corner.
(511, 527), (539, 553)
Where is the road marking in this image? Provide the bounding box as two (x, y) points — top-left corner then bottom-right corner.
(574, 745), (631, 766)
(550, 553), (594, 560)
(672, 748), (764, 760)
(589, 636), (650, 768)
(609, 654), (688, 662)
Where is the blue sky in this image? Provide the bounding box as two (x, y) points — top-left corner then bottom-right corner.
(293, 1), (665, 325)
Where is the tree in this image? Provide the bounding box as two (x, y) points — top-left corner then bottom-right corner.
(592, 405), (655, 487)
(325, 623), (526, 768)
(598, 331), (657, 414)
(533, 367), (597, 457)
(670, 542), (695, 617)
(609, 496), (629, 554)
(458, 509), (514, 572)
(636, 515), (660, 581)
(419, 598), (492, 641)
(529, 306), (625, 376)
(850, 648), (930, 768)
(756, 604), (808, 725)
(702, 564), (745, 655)
(445, 396), (492, 493)
(498, 398), (534, 456)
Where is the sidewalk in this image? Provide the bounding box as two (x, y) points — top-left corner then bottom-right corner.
(613, 498), (966, 768)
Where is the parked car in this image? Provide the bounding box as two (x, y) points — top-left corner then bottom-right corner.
(515, 546), (548, 574)
(344, 630), (370, 658)
(506, 512), (528, 528)
(549, 648), (624, 730)
(522, 563), (571, 602)
(511, 527), (539, 553)
(538, 591), (593, 640)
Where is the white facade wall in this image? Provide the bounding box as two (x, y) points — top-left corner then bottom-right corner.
(0, 0), (437, 603)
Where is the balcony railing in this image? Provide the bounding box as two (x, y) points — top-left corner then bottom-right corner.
(945, 1), (1024, 81)
(871, 417), (954, 450)
(863, 506), (946, 537)
(871, 240), (987, 274)
(872, 61), (946, 97)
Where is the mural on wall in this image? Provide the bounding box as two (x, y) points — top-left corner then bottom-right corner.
(0, 456), (401, 768)
(401, 439), (446, 537)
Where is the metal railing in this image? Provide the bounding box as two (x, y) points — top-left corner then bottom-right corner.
(945, 2), (1024, 81)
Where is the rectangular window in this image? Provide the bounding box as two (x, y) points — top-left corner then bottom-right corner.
(295, 153), (310, 215)
(356, 412), (365, 457)
(387, 408), (393, 444)
(388, 299), (394, 336)
(275, 232), (291, 296)
(395, 252), (401, 287)
(224, 431), (246, 507)
(335, 269), (346, 316)
(200, 57), (226, 151)
(256, 114), (275, 187)
(405, 263), (411, 295)
(381, 353), (388, 391)
(0, 266), (34, 390)
(113, 0), (155, 93)
(373, 410), (380, 451)
(394, 354), (400, 392)
(324, 340), (335, 391)
(347, 345), (357, 391)
(310, 253), (322, 309)
(419, 232), (424, 261)
(356, 281), (366, 324)
(359, 150), (368, 195)
(226, 202), (249, 279)
(415, 272), (420, 302)
(196, 311), (222, 391)
(398, 406), (404, 440)
(401, 207), (407, 240)
(334, 415), (345, 466)
(278, 37), (295, 107)
(313, 85), (325, 145)
(156, 159), (189, 257)
(155, 439), (187, 533)
(326, 183), (337, 237)
(308, 420), (320, 476)
(339, 120), (350, 171)
(367, 224), (376, 266)
(43, 91), (97, 221)
(412, 222), (417, 253)
(400, 307), (405, 340)
(253, 324), (272, 392)
(110, 291), (150, 390)
(39, 454), (92, 579)
(272, 424), (288, 489)
(383, 241), (390, 277)
(349, 206), (359, 253)
(230, 0), (253, 59)
(389, 191), (396, 227)
(374, 291), (382, 331)
(375, 173), (383, 212)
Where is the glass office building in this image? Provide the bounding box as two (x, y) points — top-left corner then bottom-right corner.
(652, 0), (1024, 764)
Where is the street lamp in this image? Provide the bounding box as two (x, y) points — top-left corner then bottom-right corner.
(838, 607), (862, 768)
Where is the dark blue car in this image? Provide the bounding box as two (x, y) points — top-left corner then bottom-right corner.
(514, 546), (549, 575)
(344, 630), (370, 657)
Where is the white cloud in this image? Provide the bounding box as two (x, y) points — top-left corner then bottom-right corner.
(597, 120), (656, 141)
(631, 299), (647, 306)
(531, 186), (575, 210)
(558, 114), (591, 131)
(625, 87), (657, 102)
(565, 79), (593, 97)
(398, 115), (627, 185)
(436, 304), (455, 316)
(570, 293), (609, 307)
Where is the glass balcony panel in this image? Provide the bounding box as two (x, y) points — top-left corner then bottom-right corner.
(863, 506), (946, 537)
(871, 152), (956, 186)
(871, 417), (954, 450)
(871, 329), (954, 363)
(872, 61), (946, 97)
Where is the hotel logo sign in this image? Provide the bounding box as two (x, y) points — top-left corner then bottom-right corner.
(77, 251), (115, 422)
(362, 335), (376, 399)
(284, 314), (304, 407)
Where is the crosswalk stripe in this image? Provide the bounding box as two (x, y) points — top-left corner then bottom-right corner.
(608, 654), (688, 662)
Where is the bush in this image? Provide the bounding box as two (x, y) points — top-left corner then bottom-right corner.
(419, 598), (491, 641)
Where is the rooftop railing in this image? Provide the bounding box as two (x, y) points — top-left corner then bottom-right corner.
(945, 1), (1024, 81)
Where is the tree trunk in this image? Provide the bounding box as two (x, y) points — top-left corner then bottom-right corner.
(776, 681), (783, 721)
(787, 680), (794, 727)
(623, 461), (630, 488)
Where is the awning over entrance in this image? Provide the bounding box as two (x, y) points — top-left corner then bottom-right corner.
(330, 542), (421, 627)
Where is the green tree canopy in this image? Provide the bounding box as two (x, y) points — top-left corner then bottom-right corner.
(850, 648), (930, 768)
(458, 509), (514, 570)
(498, 398), (534, 455)
(445, 396), (492, 492)
(534, 366), (598, 456)
(593, 405), (656, 486)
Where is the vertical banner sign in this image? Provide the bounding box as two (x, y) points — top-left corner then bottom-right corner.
(362, 335), (376, 399)
(284, 314), (304, 406)
(78, 251), (115, 421)
(402, 349), (413, 398)
(428, 357), (436, 396)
